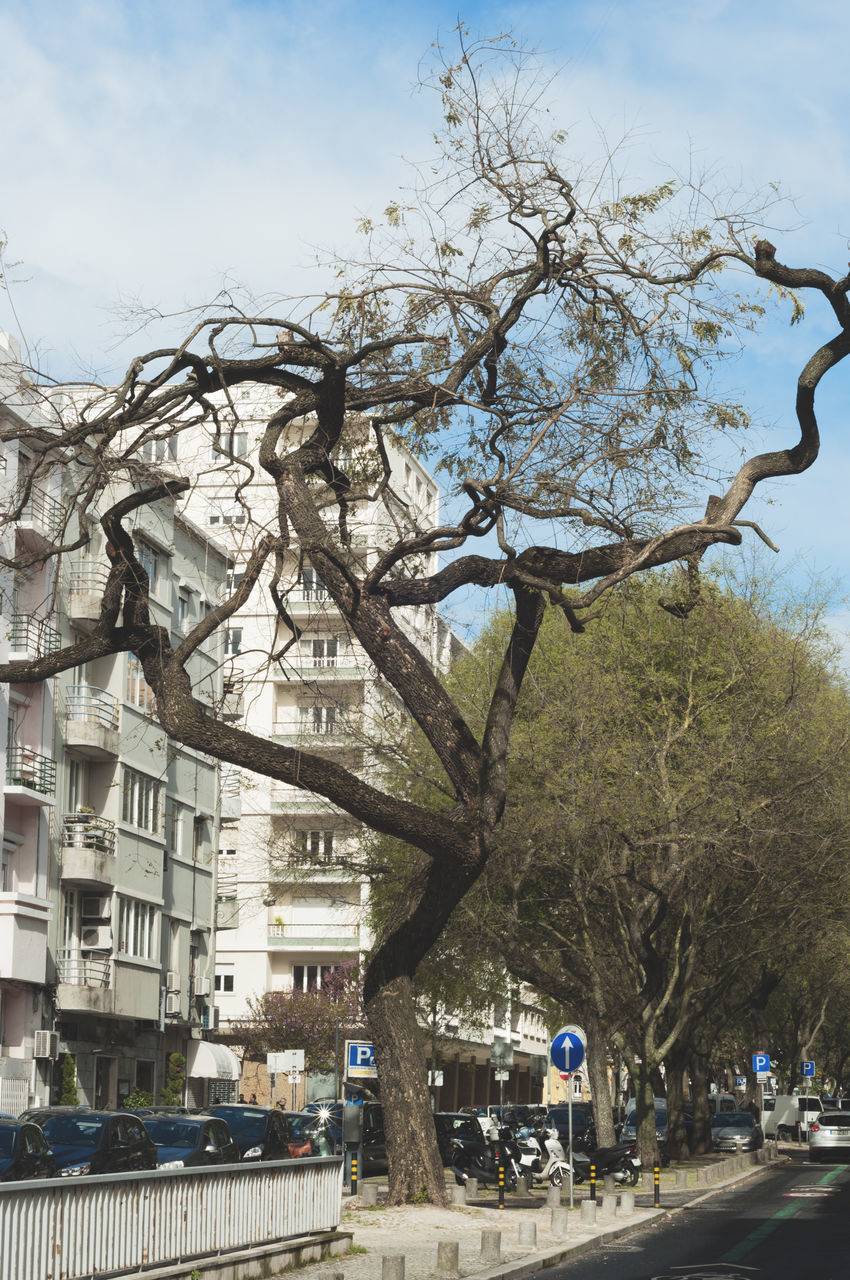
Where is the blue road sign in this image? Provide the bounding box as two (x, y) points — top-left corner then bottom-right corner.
(345, 1040), (377, 1079)
(550, 1029), (585, 1074)
(735, 1076), (746, 1089)
(801, 1060), (815, 1078)
(752, 1053), (770, 1074)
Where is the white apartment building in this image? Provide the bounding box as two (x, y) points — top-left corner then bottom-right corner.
(0, 334), (237, 1110)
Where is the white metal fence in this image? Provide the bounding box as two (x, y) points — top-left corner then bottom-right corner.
(0, 1155), (343, 1280)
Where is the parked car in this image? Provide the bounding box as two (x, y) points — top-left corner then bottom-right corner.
(131, 1106), (191, 1117)
(0, 1118), (56, 1181)
(433, 1112), (488, 1166)
(301, 1101), (342, 1151)
(36, 1110), (158, 1176)
(547, 1104), (595, 1149)
(619, 1099), (694, 1149)
(808, 1110), (850, 1162)
(208, 1105), (296, 1161)
(301, 1101), (387, 1173)
(141, 1114), (240, 1168)
(273, 1110), (316, 1158)
(710, 1112), (764, 1153)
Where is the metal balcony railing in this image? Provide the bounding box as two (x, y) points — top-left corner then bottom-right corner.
(6, 747), (56, 795)
(9, 614), (60, 655)
(62, 812), (117, 855)
(65, 684), (119, 729)
(56, 948), (112, 986)
(19, 485), (64, 539)
(68, 559), (111, 594)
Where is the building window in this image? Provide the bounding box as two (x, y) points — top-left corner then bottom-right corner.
(301, 567), (326, 600)
(292, 964), (338, 992)
(226, 569), (245, 593)
(135, 1060), (156, 1093)
(126, 654), (156, 711)
(224, 628), (242, 656)
(294, 829), (334, 862)
(135, 540), (160, 591)
(117, 897), (158, 959)
(165, 802), (184, 857)
(140, 437), (177, 463)
(209, 430), (248, 461)
(217, 847), (237, 858)
(208, 502), (247, 526)
(214, 972), (235, 993)
(299, 704), (336, 734)
(122, 767), (162, 833)
(305, 636), (338, 667)
(177, 591), (190, 629)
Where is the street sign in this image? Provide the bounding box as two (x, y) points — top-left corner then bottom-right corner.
(735, 1076), (746, 1089)
(494, 1070), (509, 1081)
(752, 1053), (770, 1075)
(801, 1060), (816, 1078)
(561, 1024), (587, 1048)
(558, 1070), (571, 1081)
(550, 1027), (586, 1074)
(267, 1049), (305, 1075)
(345, 1040), (378, 1080)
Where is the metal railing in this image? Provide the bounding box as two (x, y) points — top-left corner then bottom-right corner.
(65, 684), (119, 729)
(68, 559), (111, 594)
(268, 922), (359, 939)
(0, 1156), (343, 1280)
(61, 812), (117, 855)
(9, 613), (60, 654)
(6, 746), (56, 795)
(56, 948), (112, 987)
(19, 484), (64, 539)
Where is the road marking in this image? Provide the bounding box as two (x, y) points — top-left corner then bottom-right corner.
(720, 1165), (845, 1264)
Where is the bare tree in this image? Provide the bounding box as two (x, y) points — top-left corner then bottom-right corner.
(1, 35), (848, 1201)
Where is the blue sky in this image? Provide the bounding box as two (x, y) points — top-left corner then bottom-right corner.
(2, 0), (849, 627)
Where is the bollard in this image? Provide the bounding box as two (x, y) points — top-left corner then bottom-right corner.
(618, 1190), (635, 1216)
(589, 1161), (596, 1201)
(653, 1163), (660, 1208)
(480, 1229), (501, 1264)
(580, 1198), (597, 1226)
(550, 1207), (569, 1238)
(351, 1153), (358, 1198)
(467, 1176), (478, 1199)
(382, 1256), (405, 1280)
(546, 1182), (561, 1207)
(317, 1272), (344, 1280)
(599, 1194), (617, 1220)
(641, 1169), (654, 1192)
(518, 1221), (537, 1247)
(603, 1173), (616, 1195)
(450, 1183), (466, 1205)
(436, 1241), (460, 1275)
(675, 1168), (688, 1188)
(359, 1183), (378, 1206)
(498, 1158), (505, 1209)
(518, 1174), (531, 1195)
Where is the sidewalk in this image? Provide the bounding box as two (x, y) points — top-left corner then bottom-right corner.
(300, 1149), (788, 1280)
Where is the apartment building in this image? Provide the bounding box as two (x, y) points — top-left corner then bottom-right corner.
(0, 334), (237, 1110)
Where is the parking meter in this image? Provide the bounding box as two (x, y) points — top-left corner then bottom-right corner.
(343, 1104), (363, 1193)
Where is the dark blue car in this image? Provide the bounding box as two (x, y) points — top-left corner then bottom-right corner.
(37, 1110), (157, 1176)
(142, 1114), (240, 1168)
(0, 1119), (55, 1181)
(208, 1105), (295, 1161)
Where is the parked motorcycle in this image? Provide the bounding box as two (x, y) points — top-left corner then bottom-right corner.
(451, 1126), (520, 1190)
(516, 1125), (573, 1187)
(573, 1141), (641, 1187)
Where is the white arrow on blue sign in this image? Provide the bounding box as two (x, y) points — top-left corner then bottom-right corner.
(550, 1027), (586, 1074)
(801, 1060), (815, 1077)
(752, 1053), (770, 1074)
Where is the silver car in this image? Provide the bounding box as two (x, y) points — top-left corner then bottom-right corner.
(808, 1111), (850, 1162)
(710, 1112), (764, 1153)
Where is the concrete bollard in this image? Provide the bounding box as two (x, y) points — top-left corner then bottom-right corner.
(617, 1190), (635, 1216)
(675, 1168), (688, 1188)
(580, 1198), (597, 1226)
(317, 1272), (344, 1280)
(518, 1221), (537, 1247)
(480, 1229), (501, 1264)
(546, 1182), (561, 1207)
(602, 1173), (616, 1194)
(517, 1174), (531, 1195)
(550, 1207), (569, 1238)
(466, 1177), (478, 1199)
(436, 1241), (460, 1275)
(599, 1194), (617, 1220)
(359, 1183), (378, 1206)
(641, 1169), (655, 1192)
(382, 1256), (405, 1280)
(450, 1183), (466, 1205)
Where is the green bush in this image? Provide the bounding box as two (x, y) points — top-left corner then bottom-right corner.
(59, 1053), (79, 1106)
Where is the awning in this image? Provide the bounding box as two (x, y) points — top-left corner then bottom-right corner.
(186, 1040), (241, 1081)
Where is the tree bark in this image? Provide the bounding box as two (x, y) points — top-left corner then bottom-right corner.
(689, 1050), (712, 1153)
(365, 975), (447, 1205)
(583, 1007), (616, 1148)
(664, 1047), (691, 1160)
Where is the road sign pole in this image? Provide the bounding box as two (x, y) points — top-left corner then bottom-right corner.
(568, 1076), (574, 1209)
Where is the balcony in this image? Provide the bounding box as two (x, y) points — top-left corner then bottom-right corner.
(267, 921), (360, 950)
(15, 484), (64, 552)
(8, 614), (60, 659)
(64, 684), (120, 758)
(0, 892), (51, 983)
(67, 560), (110, 631)
(5, 746), (56, 806)
(56, 948), (115, 1015)
(220, 767), (241, 823)
(221, 678), (244, 721)
(60, 813), (117, 887)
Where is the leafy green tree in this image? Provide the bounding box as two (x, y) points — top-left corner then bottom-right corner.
(59, 1053), (79, 1106)
(160, 1053), (186, 1106)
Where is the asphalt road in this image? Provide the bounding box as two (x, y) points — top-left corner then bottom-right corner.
(540, 1153), (850, 1279)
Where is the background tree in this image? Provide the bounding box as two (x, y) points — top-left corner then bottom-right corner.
(58, 1054), (79, 1107)
(160, 1053), (186, 1106)
(1, 34), (848, 1201)
(239, 962), (364, 1079)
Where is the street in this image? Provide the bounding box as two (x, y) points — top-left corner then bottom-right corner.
(541, 1153), (849, 1279)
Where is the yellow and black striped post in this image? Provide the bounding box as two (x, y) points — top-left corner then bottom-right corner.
(351, 1153), (358, 1198)
(653, 1162), (660, 1208)
(589, 1162), (596, 1201)
(498, 1159), (505, 1208)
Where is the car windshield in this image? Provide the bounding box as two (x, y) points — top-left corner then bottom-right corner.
(42, 1116), (102, 1146)
(817, 1113), (850, 1127)
(0, 1130), (16, 1155)
(548, 1108), (590, 1125)
(712, 1113), (753, 1128)
(143, 1119), (201, 1147)
(212, 1108), (266, 1140)
(437, 1116), (479, 1137)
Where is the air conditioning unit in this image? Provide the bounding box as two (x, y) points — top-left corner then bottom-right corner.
(34, 1030), (59, 1060)
(202, 1004), (220, 1031)
(81, 895), (111, 920)
(81, 925), (112, 950)
(195, 976), (211, 997)
(166, 971), (180, 992)
(165, 993), (181, 1016)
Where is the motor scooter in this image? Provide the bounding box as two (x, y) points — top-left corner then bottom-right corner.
(519, 1125), (573, 1187)
(573, 1141), (642, 1187)
(451, 1126), (520, 1190)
